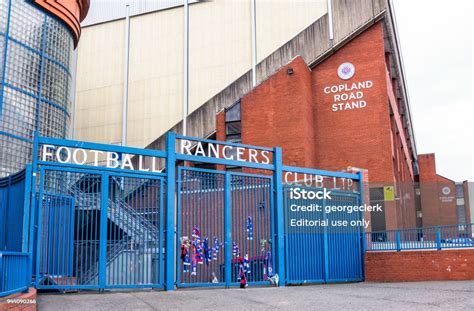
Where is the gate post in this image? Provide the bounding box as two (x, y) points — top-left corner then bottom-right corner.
(23, 164), (33, 287)
(273, 147), (285, 286)
(224, 172), (231, 287)
(99, 172), (109, 289)
(165, 132), (176, 291)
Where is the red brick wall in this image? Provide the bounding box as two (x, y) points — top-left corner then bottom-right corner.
(312, 22), (404, 229)
(365, 250), (474, 282)
(215, 111), (226, 171)
(312, 22), (393, 184)
(241, 56), (316, 168)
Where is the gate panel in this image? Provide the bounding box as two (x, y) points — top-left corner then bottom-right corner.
(284, 186), (363, 284)
(176, 168), (274, 287)
(326, 192), (363, 282)
(177, 168), (226, 287)
(105, 174), (164, 288)
(37, 168), (101, 289)
(230, 173), (273, 285)
(36, 167), (164, 290)
(284, 186), (325, 284)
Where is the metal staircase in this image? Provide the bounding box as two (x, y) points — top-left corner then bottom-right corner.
(68, 176), (161, 285)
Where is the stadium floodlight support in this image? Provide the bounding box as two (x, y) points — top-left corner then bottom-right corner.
(122, 3), (131, 146)
(183, 0), (190, 136)
(251, 0), (257, 87)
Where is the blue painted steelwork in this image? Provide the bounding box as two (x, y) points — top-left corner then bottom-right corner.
(326, 191), (363, 282)
(282, 164), (364, 283)
(283, 176), (364, 284)
(37, 136), (167, 159)
(0, 169), (27, 251)
(366, 223), (474, 251)
(36, 14), (48, 133)
(165, 131), (176, 291)
(16, 131), (364, 292)
(176, 167), (226, 287)
(35, 166), (165, 290)
(273, 148), (285, 286)
(4, 82), (70, 118)
(0, 131), (33, 143)
(2, 35), (72, 77)
(0, 0), (12, 116)
(0, 251), (30, 297)
(176, 167), (274, 287)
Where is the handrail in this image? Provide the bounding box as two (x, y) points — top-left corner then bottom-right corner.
(366, 223), (474, 251)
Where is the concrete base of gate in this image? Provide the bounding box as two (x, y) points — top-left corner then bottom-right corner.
(37, 281), (473, 310)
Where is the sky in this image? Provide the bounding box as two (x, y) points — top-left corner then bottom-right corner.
(392, 0), (473, 181)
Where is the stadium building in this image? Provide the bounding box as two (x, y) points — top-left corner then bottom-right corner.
(71, 0), (471, 231)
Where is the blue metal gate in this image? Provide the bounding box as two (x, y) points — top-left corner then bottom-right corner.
(35, 167), (164, 290)
(176, 167), (274, 287)
(284, 184), (364, 284)
(11, 132), (365, 293)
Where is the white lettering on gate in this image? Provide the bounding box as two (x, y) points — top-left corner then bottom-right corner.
(107, 152), (120, 168)
(72, 148), (87, 165)
(178, 140), (272, 165)
(40, 138), (274, 170)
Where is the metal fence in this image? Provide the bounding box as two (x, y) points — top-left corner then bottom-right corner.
(0, 132), (364, 295)
(365, 223), (474, 251)
(0, 252), (30, 297)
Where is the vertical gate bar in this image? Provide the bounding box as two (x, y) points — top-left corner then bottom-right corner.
(283, 187), (288, 281)
(22, 165), (32, 287)
(141, 178), (145, 286)
(35, 168), (45, 287)
(99, 173), (109, 289)
(22, 165), (32, 255)
(77, 176), (83, 285)
(165, 132), (176, 291)
(323, 197), (329, 283)
(224, 172), (231, 286)
(86, 176), (92, 286)
(135, 178), (139, 286)
(198, 172), (203, 283)
(46, 176), (51, 282)
(273, 147), (285, 286)
(358, 171), (365, 280)
(159, 178), (164, 286)
(125, 179), (130, 286)
(57, 182), (63, 283)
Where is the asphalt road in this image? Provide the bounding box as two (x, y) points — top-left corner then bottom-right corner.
(37, 281), (474, 311)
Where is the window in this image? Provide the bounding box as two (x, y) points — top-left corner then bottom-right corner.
(225, 101), (241, 142)
(224, 101), (241, 172)
(455, 183), (464, 198)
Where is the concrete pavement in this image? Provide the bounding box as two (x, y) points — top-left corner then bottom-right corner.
(37, 281), (474, 310)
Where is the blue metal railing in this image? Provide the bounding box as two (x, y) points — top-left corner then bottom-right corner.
(0, 252), (30, 297)
(366, 223), (474, 251)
